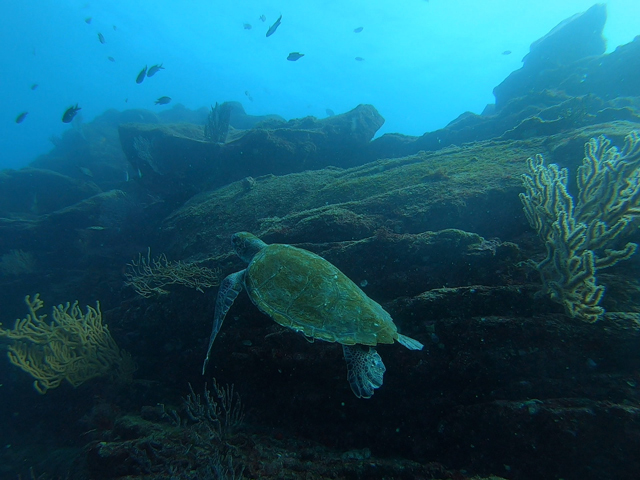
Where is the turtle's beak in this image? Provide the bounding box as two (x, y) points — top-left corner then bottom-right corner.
(232, 232), (266, 263)
(232, 233), (249, 260)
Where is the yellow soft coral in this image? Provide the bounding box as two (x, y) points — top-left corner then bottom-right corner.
(0, 294), (133, 394)
(520, 132), (640, 322)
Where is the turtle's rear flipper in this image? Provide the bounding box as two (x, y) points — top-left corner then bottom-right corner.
(342, 345), (386, 399)
(203, 270), (245, 374)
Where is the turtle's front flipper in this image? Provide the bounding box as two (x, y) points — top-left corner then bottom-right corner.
(342, 345), (386, 399)
(202, 270), (245, 374)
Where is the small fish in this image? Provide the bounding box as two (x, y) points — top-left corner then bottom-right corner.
(136, 66), (147, 84)
(243, 23), (252, 30)
(266, 14), (282, 37)
(353, 27), (363, 33)
(85, 17), (92, 24)
(15, 112), (28, 124)
(502, 50), (512, 56)
(355, 56), (364, 61)
(107, 56), (115, 62)
(97, 32), (105, 44)
(78, 166), (93, 177)
(155, 96), (171, 105)
(62, 104), (81, 123)
(325, 108), (335, 117)
(147, 64), (164, 77)
(245, 90), (254, 102)
(259, 15), (266, 22)
(30, 83), (38, 90)
(112, 25), (117, 31)
(287, 52), (304, 61)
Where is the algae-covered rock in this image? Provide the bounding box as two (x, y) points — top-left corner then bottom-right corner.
(0, 188), (147, 313)
(161, 135), (548, 259)
(0, 168), (101, 217)
(119, 122), (216, 203)
(119, 104), (384, 203)
(158, 121), (640, 315)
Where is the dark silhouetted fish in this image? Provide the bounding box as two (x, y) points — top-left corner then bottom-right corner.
(155, 96), (171, 105)
(85, 17), (92, 24)
(136, 66), (147, 84)
(259, 15), (266, 22)
(147, 64), (164, 77)
(353, 27), (363, 33)
(502, 50), (512, 55)
(113, 25), (117, 31)
(107, 56), (115, 62)
(355, 56), (364, 61)
(243, 23), (252, 29)
(287, 52), (304, 61)
(266, 15), (282, 37)
(326, 109), (335, 117)
(15, 112), (28, 124)
(62, 104), (81, 123)
(97, 32), (105, 44)
(30, 83), (38, 90)
(245, 90), (254, 102)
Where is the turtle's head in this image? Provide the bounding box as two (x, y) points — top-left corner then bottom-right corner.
(232, 232), (267, 263)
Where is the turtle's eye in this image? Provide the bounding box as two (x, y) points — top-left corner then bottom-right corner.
(231, 235), (244, 252)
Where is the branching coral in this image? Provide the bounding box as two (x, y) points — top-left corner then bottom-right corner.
(520, 131), (640, 322)
(184, 380), (245, 440)
(0, 294), (134, 394)
(204, 102), (232, 143)
(124, 248), (221, 298)
(0, 249), (36, 276)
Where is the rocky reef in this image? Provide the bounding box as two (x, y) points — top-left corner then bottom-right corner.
(0, 5), (640, 480)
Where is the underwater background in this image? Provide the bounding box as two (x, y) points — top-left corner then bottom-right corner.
(2, 0), (639, 170)
(1, 1), (640, 479)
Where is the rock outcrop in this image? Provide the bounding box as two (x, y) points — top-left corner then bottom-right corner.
(118, 104), (384, 203)
(494, 3), (608, 109)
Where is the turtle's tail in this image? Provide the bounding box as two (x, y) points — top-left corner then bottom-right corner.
(397, 333), (424, 350)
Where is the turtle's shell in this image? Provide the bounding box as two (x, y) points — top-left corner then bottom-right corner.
(245, 243), (399, 346)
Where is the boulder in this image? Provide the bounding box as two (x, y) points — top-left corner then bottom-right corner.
(119, 104), (385, 203)
(0, 168), (101, 217)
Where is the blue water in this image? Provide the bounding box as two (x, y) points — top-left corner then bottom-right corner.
(2, 0), (638, 170)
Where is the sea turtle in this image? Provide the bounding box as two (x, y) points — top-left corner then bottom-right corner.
(202, 232), (423, 398)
